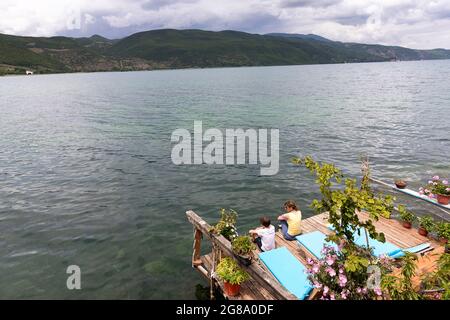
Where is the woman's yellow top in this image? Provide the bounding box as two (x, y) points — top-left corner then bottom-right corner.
(286, 210), (302, 236)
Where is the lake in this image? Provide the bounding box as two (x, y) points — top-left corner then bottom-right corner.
(0, 60), (449, 299)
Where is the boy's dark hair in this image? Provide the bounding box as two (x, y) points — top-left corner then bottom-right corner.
(260, 216), (271, 227)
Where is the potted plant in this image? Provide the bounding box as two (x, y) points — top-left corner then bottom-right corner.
(397, 205), (416, 229)
(394, 179), (407, 189)
(209, 208), (238, 241)
(216, 257), (250, 297)
(418, 215), (435, 237)
(231, 235), (256, 266)
(420, 176), (450, 205)
(435, 222), (450, 244)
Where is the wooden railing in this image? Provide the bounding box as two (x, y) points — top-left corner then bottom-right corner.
(186, 210), (297, 300)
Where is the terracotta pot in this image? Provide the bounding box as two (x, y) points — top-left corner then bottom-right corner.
(402, 221), (412, 229)
(436, 194), (450, 205)
(223, 281), (241, 297)
(418, 227), (428, 237)
(395, 180), (407, 189)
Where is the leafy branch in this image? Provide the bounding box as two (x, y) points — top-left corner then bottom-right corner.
(293, 156), (391, 246)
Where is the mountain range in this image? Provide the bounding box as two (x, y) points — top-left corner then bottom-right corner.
(1, 29), (450, 75)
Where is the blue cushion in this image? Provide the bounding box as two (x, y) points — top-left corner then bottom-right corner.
(259, 247), (313, 300)
(352, 227), (402, 258)
(306, 227), (430, 259)
(389, 242), (431, 259)
(296, 231), (338, 259)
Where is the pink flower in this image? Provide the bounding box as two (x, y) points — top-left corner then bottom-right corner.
(339, 268), (344, 274)
(312, 264), (320, 274)
(379, 254), (393, 266)
(323, 286), (329, 295)
(433, 175), (440, 181)
(326, 256), (335, 266)
(356, 287), (362, 294)
(321, 245), (332, 255)
(362, 287), (368, 294)
(307, 258), (314, 265)
(374, 288), (382, 296)
(338, 274), (347, 287)
(443, 180), (448, 185)
(326, 267), (336, 277)
(446, 188), (450, 192)
(428, 180), (433, 184)
(329, 293), (335, 300)
(313, 281), (322, 289)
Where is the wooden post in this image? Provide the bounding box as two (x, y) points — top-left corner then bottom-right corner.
(210, 244), (218, 300)
(192, 228), (203, 267)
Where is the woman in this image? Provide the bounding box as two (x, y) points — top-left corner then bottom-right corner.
(277, 200), (302, 241)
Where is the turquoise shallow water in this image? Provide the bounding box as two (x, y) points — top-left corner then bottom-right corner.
(0, 60), (449, 299)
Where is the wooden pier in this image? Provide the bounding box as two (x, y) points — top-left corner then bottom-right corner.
(187, 210), (445, 300)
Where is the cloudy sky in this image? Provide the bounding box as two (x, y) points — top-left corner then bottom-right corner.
(1, 0), (450, 49)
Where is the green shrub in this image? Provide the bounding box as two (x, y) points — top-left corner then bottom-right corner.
(381, 252), (420, 300)
(435, 222), (450, 240)
(421, 253), (450, 300)
(209, 208), (238, 241)
(418, 216), (435, 232)
(216, 257), (250, 285)
(398, 205), (416, 223)
(232, 236), (256, 256)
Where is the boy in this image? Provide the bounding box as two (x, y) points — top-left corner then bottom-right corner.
(249, 216), (275, 252)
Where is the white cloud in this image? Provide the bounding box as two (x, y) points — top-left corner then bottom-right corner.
(0, 0), (449, 49)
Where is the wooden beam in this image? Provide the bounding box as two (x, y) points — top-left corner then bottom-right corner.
(196, 265), (209, 278)
(186, 210), (298, 300)
(369, 177), (450, 215)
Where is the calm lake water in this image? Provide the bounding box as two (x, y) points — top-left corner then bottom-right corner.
(0, 60), (449, 299)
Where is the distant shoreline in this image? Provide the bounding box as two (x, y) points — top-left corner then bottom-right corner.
(2, 58), (450, 78)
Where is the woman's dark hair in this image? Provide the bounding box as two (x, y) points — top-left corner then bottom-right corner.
(284, 200), (298, 211)
(260, 216), (271, 227)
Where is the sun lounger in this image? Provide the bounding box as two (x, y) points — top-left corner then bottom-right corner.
(298, 229), (431, 259)
(352, 228), (403, 257)
(389, 242), (432, 258)
(259, 247), (313, 300)
(352, 227), (431, 257)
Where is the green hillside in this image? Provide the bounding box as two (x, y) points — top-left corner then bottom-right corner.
(1, 29), (450, 75)
(107, 29), (387, 67)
